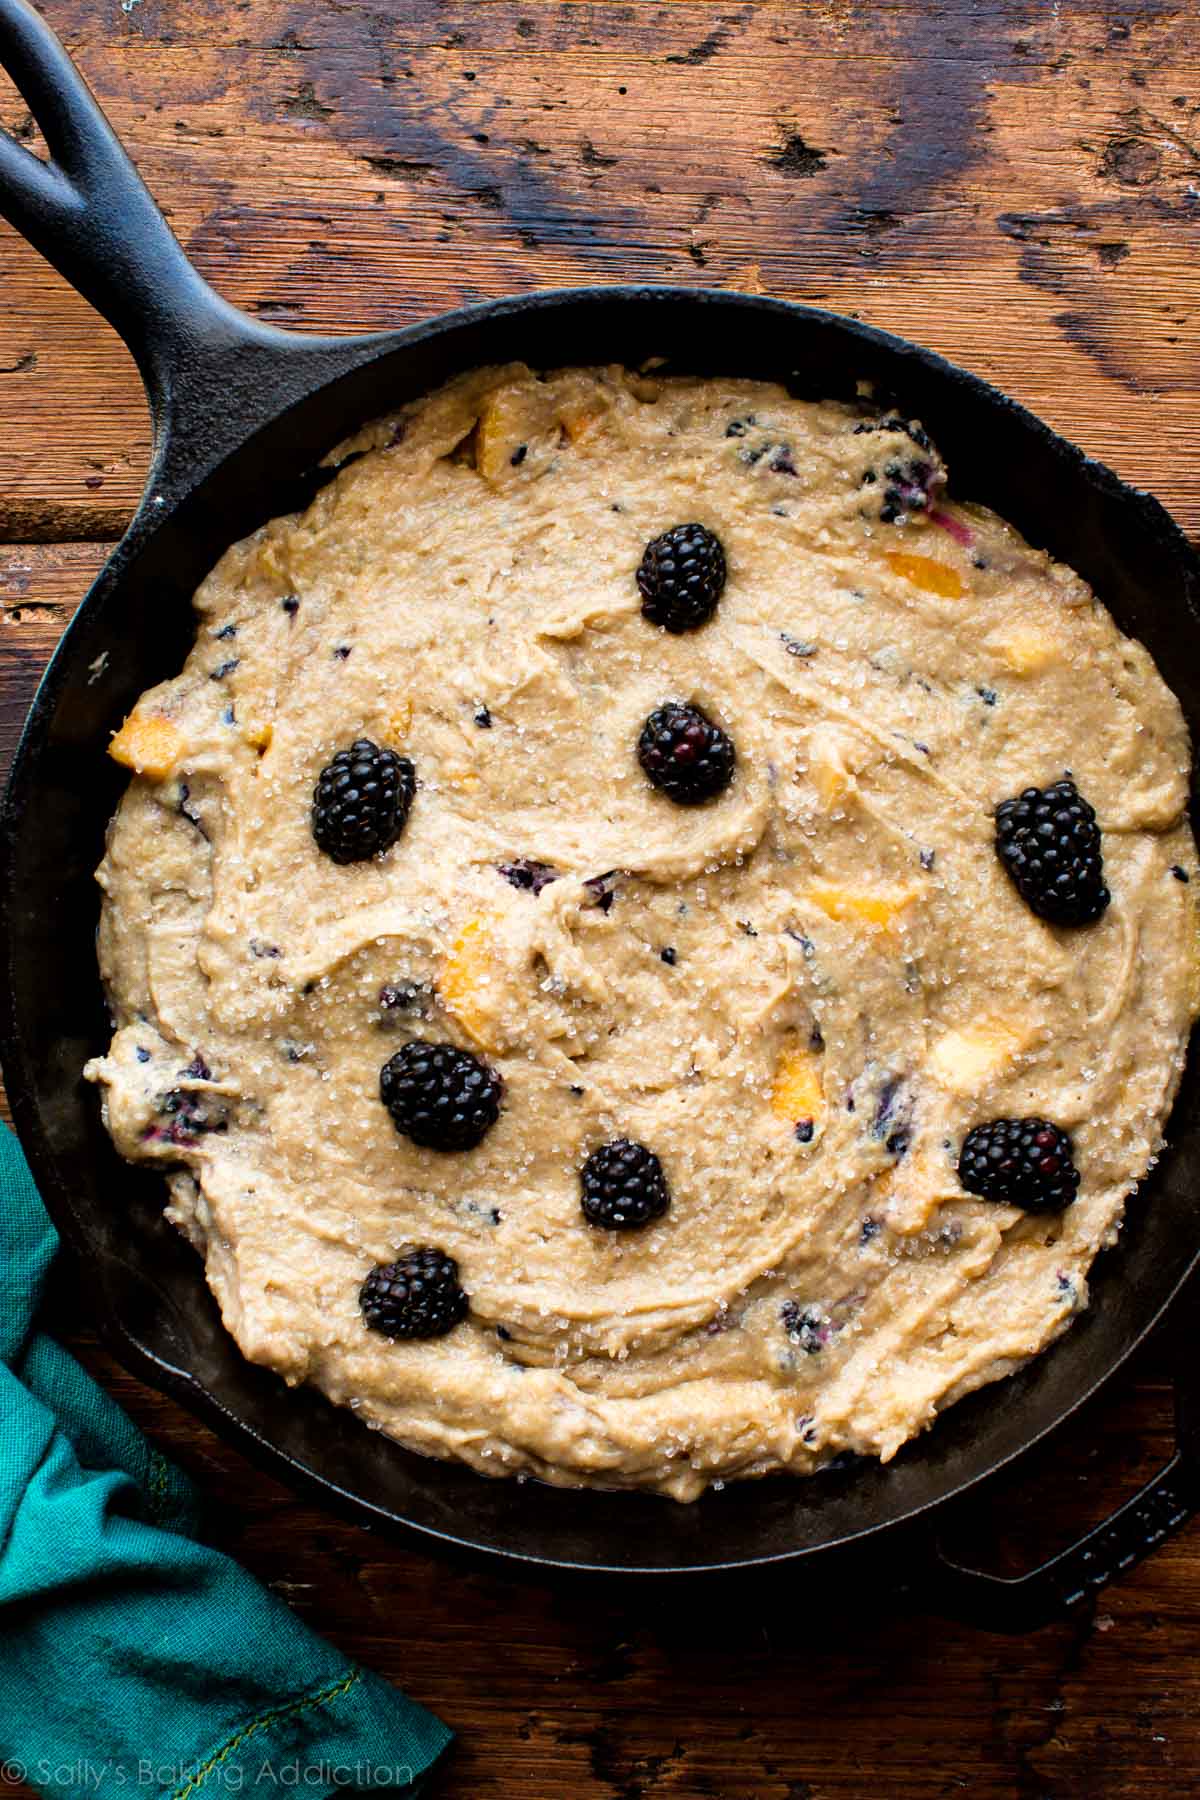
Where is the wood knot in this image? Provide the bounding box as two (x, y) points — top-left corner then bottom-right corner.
(1098, 136), (1161, 186)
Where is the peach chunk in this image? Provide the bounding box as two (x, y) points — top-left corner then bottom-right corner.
(985, 624), (1061, 674)
(771, 1043), (826, 1134)
(805, 883), (920, 930)
(440, 915), (503, 1050)
(884, 550), (965, 600)
(108, 713), (182, 780)
(477, 384), (555, 483)
(384, 699), (413, 746)
(928, 1019), (1027, 1094)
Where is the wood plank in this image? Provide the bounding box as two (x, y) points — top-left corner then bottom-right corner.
(2, 1), (1200, 539)
(0, 543), (104, 769)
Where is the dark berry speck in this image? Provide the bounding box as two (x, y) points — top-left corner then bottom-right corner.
(1171, 864), (1190, 883)
(498, 859), (558, 895)
(378, 980), (430, 1015)
(146, 1087), (227, 1146)
(853, 413), (934, 454)
(584, 870), (621, 912)
(781, 1301), (825, 1354)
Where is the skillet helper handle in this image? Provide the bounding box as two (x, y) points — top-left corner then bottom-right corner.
(927, 1311), (1200, 1631)
(0, 0), (383, 488)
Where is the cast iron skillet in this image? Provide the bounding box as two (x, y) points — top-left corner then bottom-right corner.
(1, 0), (1197, 1625)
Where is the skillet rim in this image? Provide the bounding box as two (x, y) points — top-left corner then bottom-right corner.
(2, 281), (1199, 1577)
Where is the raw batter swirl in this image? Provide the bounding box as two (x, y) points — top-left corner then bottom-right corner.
(86, 364), (1198, 1500)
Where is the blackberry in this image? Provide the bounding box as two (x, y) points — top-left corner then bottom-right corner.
(381, 1041), (502, 1151)
(637, 523), (727, 633)
(638, 702), (736, 806)
(580, 1138), (671, 1230)
(312, 739), (415, 864)
(958, 1117), (1080, 1213)
(360, 1246), (468, 1339)
(994, 776), (1110, 926)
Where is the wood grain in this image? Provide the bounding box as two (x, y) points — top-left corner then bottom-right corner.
(2, 1), (1200, 541)
(3, 4), (1200, 1796)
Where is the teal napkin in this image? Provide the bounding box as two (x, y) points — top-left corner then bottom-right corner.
(0, 1124), (451, 1800)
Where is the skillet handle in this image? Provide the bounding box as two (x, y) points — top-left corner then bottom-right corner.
(0, 0), (384, 490)
(926, 1311), (1200, 1631)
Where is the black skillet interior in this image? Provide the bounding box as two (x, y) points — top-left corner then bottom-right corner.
(1, 0), (1198, 1590)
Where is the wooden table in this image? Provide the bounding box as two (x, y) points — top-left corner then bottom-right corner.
(2, 3), (1199, 1794)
